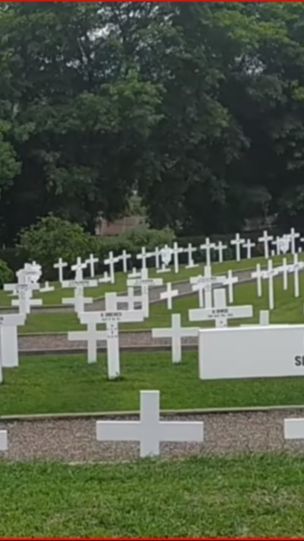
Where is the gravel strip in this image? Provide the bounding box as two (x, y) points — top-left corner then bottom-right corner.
(18, 331), (196, 353)
(1, 409), (304, 463)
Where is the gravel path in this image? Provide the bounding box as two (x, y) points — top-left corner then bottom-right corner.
(18, 330), (195, 353)
(1, 409), (304, 463)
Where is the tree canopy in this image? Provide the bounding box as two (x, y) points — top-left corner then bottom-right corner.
(1, 2), (304, 244)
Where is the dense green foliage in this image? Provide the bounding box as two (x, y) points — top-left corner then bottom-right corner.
(18, 216), (95, 274)
(0, 258), (13, 286)
(1, 3), (304, 242)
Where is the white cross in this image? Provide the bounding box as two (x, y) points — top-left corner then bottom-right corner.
(104, 251), (120, 284)
(160, 282), (178, 310)
(71, 257), (88, 281)
(213, 241), (227, 264)
(200, 237), (215, 267)
(53, 257), (68, 284)
(136, 247), (154, 270)
(272, 236), (283, 256)
(224, 270), (238, 303)
(158, 245), (172, 273)
(154, 247), (161, 270)
(288, 253), (304, 298)
(243, 239), (255, 260)
(68, 321), (106, 364)
(115, 287), (143, 311)
(185, 243), (198, 269)
(99, 271), (111, 284)
(263, 259), (279, 310)
(152, 314), (198, 363)
(119, 249), (131, 273)
(0, 313), (26, 378)
(190, 266), (226, 308)
(128, 267), (141, 279)
(189, 287), (253, 328)
(40, 281), (55, 293)
(5, 271), (42, 315)
(62, 278), (97, 315)
(230, 233), (245, 262)
(251, 263), (264, 298)
(79, 293), (144, 379)
(172, 242), (183, 274)
(96, 390), (204, 458)
(258, 230), (273, 259)
(0, 431), (8, 451)
(127, 268), (163, 318)
(86, 253), (99, 278)
(289, 227), (300, 255)
(279, 257), (290, 291)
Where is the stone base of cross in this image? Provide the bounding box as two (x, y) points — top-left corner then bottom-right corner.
(96, 390), (204, 458)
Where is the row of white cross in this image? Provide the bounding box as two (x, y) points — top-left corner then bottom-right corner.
(52, 227), (304, 287)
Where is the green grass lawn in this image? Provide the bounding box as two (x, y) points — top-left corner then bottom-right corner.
(2, 455), (304, 537)
(2, 351), (304, 415)
(21, 265), (304, 333)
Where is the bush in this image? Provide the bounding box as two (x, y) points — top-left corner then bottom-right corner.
(0, 259), (14, 286)
(95, 227), (175, 269)
(18, 216), (95, 279)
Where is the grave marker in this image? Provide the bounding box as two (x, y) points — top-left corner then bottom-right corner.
(104, 251), (120, 284)
(198, 324), (304, 380)
(86, 253), (99, 278)
(80, 293), (144, 379)
(189, 288), (253, 328)
(185, 243), (198, 269)
(160, 282), (178, 310)
(243, 239), (255, 260)
(200, 238), (215, 267)
(127, 268), (163, 318)
(152, 314), (198, 363)
(96, 390), (204, 458)
(214, 241), (227, 264)
(258, 230), (273, 259)
(54, 258), (68, 284)
(230, 233), (245, 262)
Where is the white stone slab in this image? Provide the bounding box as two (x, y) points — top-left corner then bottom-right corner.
(284, 419), (304, 440)
(0, 430), (8, 451)
(199, 324), (304, 380)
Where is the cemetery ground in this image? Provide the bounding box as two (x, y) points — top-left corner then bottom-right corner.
(2, 454), (304, 537)
(3, 252), (304, 537)
(19, 267), (304, 333)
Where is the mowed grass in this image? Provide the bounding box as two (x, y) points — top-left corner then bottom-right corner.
(2, 454), (304, 537)
(1, 351), (304, 415)
(21, 265), (304, 333)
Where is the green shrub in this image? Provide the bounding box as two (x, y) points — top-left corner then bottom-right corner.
(18, 216), (95, 278)
(0, 259), (14, 286)
(95, 227), (175, 268)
